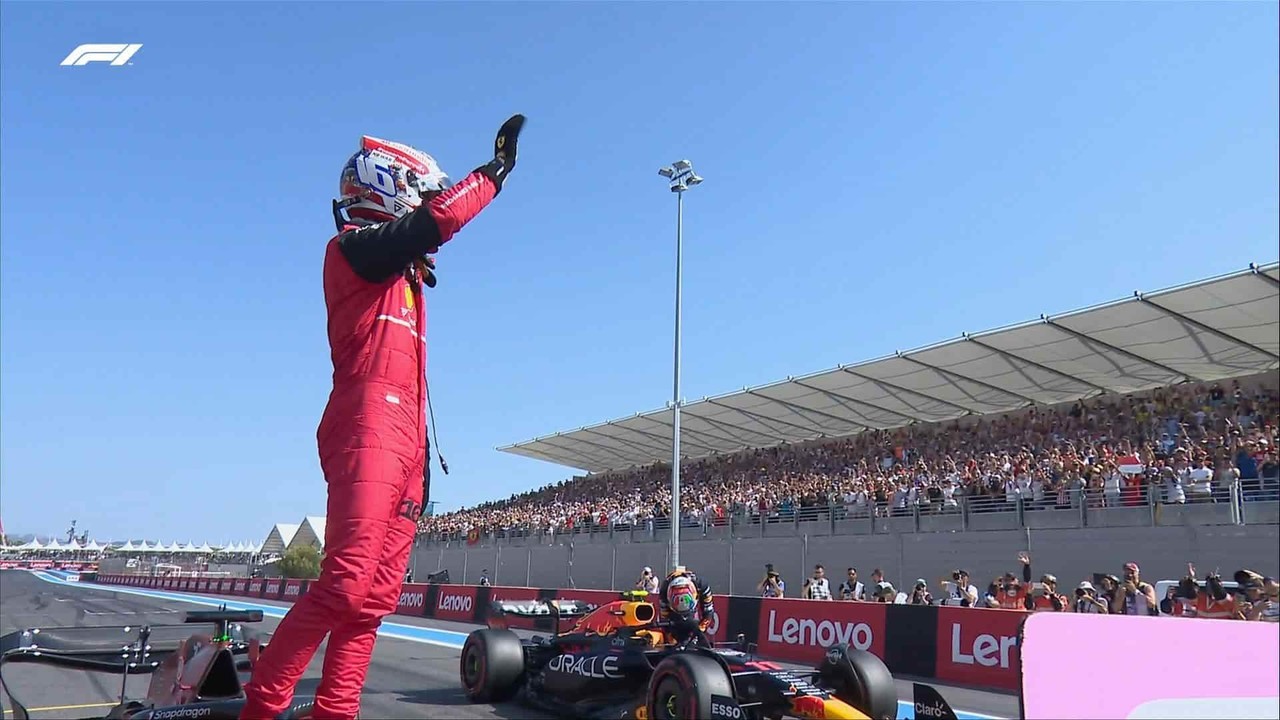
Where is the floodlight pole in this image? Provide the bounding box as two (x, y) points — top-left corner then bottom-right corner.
(658, 160), (702, 572)
(672, 187), (683, 571)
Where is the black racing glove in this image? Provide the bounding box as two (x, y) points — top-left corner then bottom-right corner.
(476, 114), (525, 196)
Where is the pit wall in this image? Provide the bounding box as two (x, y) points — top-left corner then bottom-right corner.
(88, 572), (1030, 692)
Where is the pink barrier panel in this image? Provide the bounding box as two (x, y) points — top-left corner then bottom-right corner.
(1021, 612), (1280, 718)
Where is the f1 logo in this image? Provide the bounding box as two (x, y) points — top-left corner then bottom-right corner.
(61, 44), (143, 66)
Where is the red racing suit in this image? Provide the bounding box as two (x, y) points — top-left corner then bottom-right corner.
(240, 170), (498, 719)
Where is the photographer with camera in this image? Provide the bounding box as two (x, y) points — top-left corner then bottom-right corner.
(759, 563), (785, 598)
(1073, 581), (1109, 613)
(910, 579), (934, 605)
(1112, 562), (1158, 616)
(939, 568), (979, 607)
(1241, 575), (1278, 622)
(635, 566), (659, 593)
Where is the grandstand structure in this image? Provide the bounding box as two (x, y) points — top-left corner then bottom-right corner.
(414, 263), (1279, 594)
(258, 516), (326, 561)
(500, 262), (1280, 475)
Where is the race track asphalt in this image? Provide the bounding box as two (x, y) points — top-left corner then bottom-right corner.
(0, 571), (1020, 719)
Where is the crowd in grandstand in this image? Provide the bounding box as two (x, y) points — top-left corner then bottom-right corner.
(768, 555), (1279, 621)
(419, 377), (1279, 538)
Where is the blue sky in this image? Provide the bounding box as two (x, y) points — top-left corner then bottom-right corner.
(1, 2), (1276, 544)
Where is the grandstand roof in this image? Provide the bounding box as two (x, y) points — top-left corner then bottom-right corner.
(499, 262), (1280, 474)
(261, 523), (300, 558)
(290, 516), (327, 552)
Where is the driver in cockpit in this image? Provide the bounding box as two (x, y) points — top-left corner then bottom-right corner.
(658, 566), (717, 643)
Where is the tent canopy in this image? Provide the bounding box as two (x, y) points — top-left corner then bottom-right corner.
(499, 262), (1280, 475)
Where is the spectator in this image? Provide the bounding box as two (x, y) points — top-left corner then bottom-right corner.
(1096, 574), (1121, 609)
(874, 581), (906, 604)
(1160, 568), (1202, 617)
(1243, 576), (1279, 622)
(478, 569), (491, 587)
(838, 568), (865, 601)
(909, 579), (933, 605)
(1073, 581), (1108, 613)
(1028, 573), (1067, 612)
(1112, 562), (1158, 616)
(1185, 456), (1215, 503)
(869, 568), (885, 588)
(803, 564), (832, 600)
(416, 379), (1278, 542)
(993, 571), (1027, 610)
(1193, 570), (1242, 620)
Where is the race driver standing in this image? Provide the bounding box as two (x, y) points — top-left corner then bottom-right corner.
(240, 115), (525, 719)
(659, 566), (718, 643)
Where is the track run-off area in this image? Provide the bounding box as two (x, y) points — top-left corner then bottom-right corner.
(0, 570), (1017, 719)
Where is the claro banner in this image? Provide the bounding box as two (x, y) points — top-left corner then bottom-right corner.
(83, 575), (1027, 693)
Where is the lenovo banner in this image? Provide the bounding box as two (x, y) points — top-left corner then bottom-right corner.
(754, 598), (886, 665)
(396, 583), (429, 617)
(247, 579), (263, 597)
(283, 580), (304, 602)
(263, 579), (283, 600)
(432, 585), (479, 622)
(933, 606), (1023, 691)
(232, 579), (248, 595)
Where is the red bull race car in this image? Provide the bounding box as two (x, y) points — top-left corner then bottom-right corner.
(460, 590), (902, 720)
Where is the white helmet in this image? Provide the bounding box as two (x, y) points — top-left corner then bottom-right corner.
(334, 135), (451, 226)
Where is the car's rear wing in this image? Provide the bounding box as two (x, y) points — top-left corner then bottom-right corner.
(487, 598), (596, 633)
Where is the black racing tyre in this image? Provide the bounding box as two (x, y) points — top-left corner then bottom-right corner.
(646, 653), (735, 720)
(817, 644), (898, 720)
(460, 628), (526, 702)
